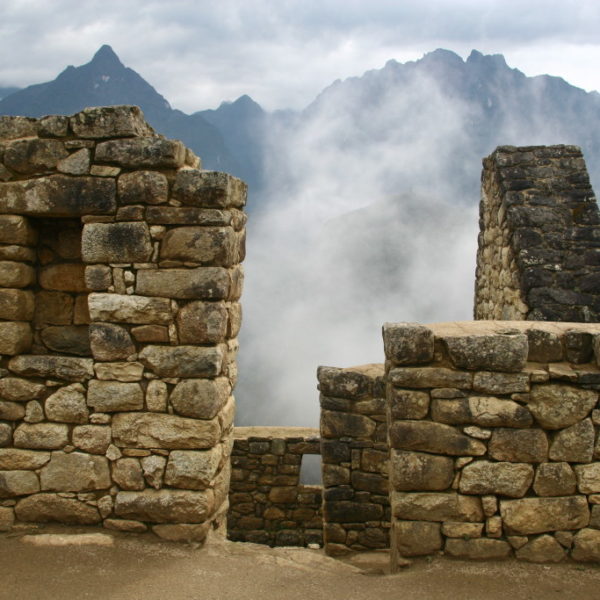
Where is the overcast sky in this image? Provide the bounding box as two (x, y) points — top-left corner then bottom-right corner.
(2, 0), (600, 112)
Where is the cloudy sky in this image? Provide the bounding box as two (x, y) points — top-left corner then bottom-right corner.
(2, 0), (600, 112)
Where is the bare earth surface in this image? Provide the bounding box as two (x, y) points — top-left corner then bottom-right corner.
(3, 526), (600, 600)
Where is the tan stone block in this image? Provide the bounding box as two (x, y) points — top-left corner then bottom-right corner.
(488, 428), (548, 463)
(39, 451), (110, 492)
(0, 449), (51, 470)
(0, 289), (34, 321)
(152, 522), (210, 543)
(164, 447), (222, 490)
(70, 106), (153, 139)
(172, 170), (246, 209)
(85, 265), (112, 291)
(139, 345), (225, 378)
(45, 384), (89, 424)
(0, 470), (40, 497)
(40, 325), (90, 356)
(15, 493), (101, 524)
(4, 138), (68, 174)
(88, 293), (172, 325)
(87, 380), (144, 412)
(574, 463), (600, 494)
(112, 458), (144, 491)
(170, 377), (230, 420)
(136, 267), (230, 300)
(13, 423), (69, 450)
(8, 355), (94, 382)
(472, 371), (530, 394)
(145, 379), (168, 412)
(39, 263), (87, 292)
(146, 206), (233, 226)
(0, 424), (12, 447)
(526, 384), (597, 430)
(549, 418), (594, 463)
(395, 520), (442, 556)
(445, 538), (512, 559)
(390, 389), (430, 419)
(34, 291), (73, 325)
(95, 138), (186, 168)
(82, 222), (153, 263)
(572, 528), (600, 561)
(0, 321), (32, 355)
(118, 170), (168, 205)
(0, 245), (36, 262)
(57, 148), (90, 175)
(72, 425), (111, 455)
(459, 461), (533, 498)
(73, 295), (90, 324)
(103, 518), (148, 533)
(388, 367), (472, 389)
(0, 506), (14, 531)
(89, 323), (135, 361)
(0, 116), (37, 140)
(392, 492), (483, 522)
(0, 377), (45, 402)
(94, 362), (143, 382)
(160, 226), (236, 267)
(441, 521), (483, 538)
(515, 535), (566, 563)
(0, 215), (37, 245)
(141, 455), (166, 489)
(0, 400), (25, 421)
(0, 261), (35, 288)
(321, 410), (376, 439)
(176, 301), (228, 344)
(534, 462), (577, 496)
(131, 324), (169, 343)
(390, 449), (454, 491)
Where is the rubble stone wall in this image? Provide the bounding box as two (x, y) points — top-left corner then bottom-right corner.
(0, 106), (246, 543)
(228, 426), (322, 546)
(318, 365), (390, 555)
(475, 145), (600, 322)
(384, 320), (600, 564)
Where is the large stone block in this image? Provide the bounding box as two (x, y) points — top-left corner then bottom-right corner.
(114, 489), (214, 523)
(176, 301), (228, 344)
(160, 226), (237, 266)
(3, 138), (68, 174)
(172, 170), (247, 208)
(533, 462), (577, 496)
(15, 493), (101, 524)
(135, 268), (231, 300)
(390, 449), (454, 491)
(82, 222), (153, 263)
(515, 535), (566, 563)
(549, 418), (594, 463)
(138, 345), (225, 378)
(395, 520), (442, 556)
(392, 492), (483, 522)
(0, 377), (45, 402)
(89, 323), (135, 360)
(0, 261), (35, 288)
(40, 451), (110, 492)
(388, 367), (472, 389)
(321, 410), (376, 439)
(0, 470), (40, 497)
(88, 293), (172, 325)
(117, 170), (168, 205)
(170, 378), (230, 419)
(459, 461), (534, 498)
(87, 380), (144, 412)
(0, 289), (34, 321)
(388, 420), (486, 456)
(40, 325), (90, 356)
(526, 384), (597, 429)
(45, 384), (89, 424)
(488, 428), (548, 462)
(500, 496), (589, 534)
(9, 355), (94, 382)
(431, 397), (532, 428)
(70, 106), (154, 139)
(146, 206), (233, 226)
(164, 447), (222, 490)
(13, 423), (69, 450)
(95, 137), (186, 168)
(112, 412), (221, 449)
(445, 538), (512, 560)
(39, 263), (87, 292)
(0, 176), (116, 216)
(0, 449), (51, 470)
(0, 321), (32, 355)
(382, 322), (434, 365)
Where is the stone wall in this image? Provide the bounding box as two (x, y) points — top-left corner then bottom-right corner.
(0, 106), (246, 543)
(384, 320), (600, 565)
(318, 365), (390, 555)
(228, 426), (322, 547)
(475, 145), (600, 322)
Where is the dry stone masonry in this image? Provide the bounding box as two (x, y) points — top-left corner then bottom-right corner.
(0, 106), (246, 543)
(475, 145), (600, 322)
(228, 426), (322, 547)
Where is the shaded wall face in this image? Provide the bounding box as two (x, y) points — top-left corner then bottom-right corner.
(0, 106), (247, 542)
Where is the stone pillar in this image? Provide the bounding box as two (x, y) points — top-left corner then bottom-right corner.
(0, 106), (246, 543)
(475, 145), (600, 322)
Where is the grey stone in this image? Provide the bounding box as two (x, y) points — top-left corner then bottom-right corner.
(112, 458), (144, 491)
(390, 450), (454, 491)
(395, 520), (442, 556)
(320, 410), (376, 439)
(57, 148), (90, 175)
(527, 328), (563, 362)
(472, 371), (530, 394)
(13, 423), (69, 450)
(164, 447), (222, 490)
(172, 169), (246, 208)
(176, 301), (228, 344)
(88, 293), (172, 325)
(85, 265), (112, 291)
(40, 451), (110, 492)
(141, 455), (166, 489)
(72, 425), (112, 455)
(390, 389), (430, 419)
(118, 170), (168, 205)
(45, 384), (89, 424)
(138, 345), (225, 378)
(534, 462), (577, 496)
(160, 226), (237, 266)
(82, 222), (153, 263)
(0, 116), (37, 140)
(445, 538), (512, 559)
(87, 380), (144, 412)
(8, 355), (94, 382)
(317, 365), (381, 399)
(382, 322), (434, 365)
(170, 378), (230, 419)
(0, 470), (40, 497)
(526, 384), (597, 429)
(0, 377), (44, 402)
(4, 138), (68, 173)
(488, 428), (548, 463)
(15, 493), (101, 524)
(516, 535), (566, 563)
(388, 367), (472, 389)
(391, 492), (483, 522)
(89, 323), (135, 361)
(40, 326), (90, 356)
(70, 106), (154, 139)
(459, 461), (534, 498)
(95, 137), (186, 168)
(549, 418), (594, 462)
(38, 115), (69, 137)
(136, 268), (231, 300)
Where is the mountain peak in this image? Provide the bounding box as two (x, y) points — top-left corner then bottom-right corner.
(90, 45), (123, 68)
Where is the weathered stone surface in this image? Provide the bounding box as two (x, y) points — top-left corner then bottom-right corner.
(382, 322), (434, 365)
(72, 425), (111, 455)
(0, 261), (35, 288)
(0, 176), (116, 217)
(472, 371), (530, 394)
(526, 384), (597, 429)
(388, 367), (472, 389)
(4, 138), (68, 173)
(114, 489), (213, 523)
(0, 215), (37, 246)
(0, 400), (25, 421)
(0, 289), (34, 321)
(89, 323), (135, 361)
(70, 106), (153, 139)
(40, 325), (90, 356)
(317, 365), (381, 399)
(34, 291), (73, 325)
(15, 493), (101, 524)
(441, 521), (484, 538)
(112, 413), (220, 449)
(445, 538), (512, 560)
(321, 410), (376, 439)
(388, 421), (486, 456)
(95, 137), (185, 168)
(324, 501), (383, 522)
(85, 265), (112, 291)
(575, 463), (600, 493)
(112, 458), (144, 491)
(40, 451), (110, 492)
(160, 226), (236, 267)
(141, 455), (166, 489)
(173, 170), (246, 208)
(170, 378), (230, 419)
(459, 461), (534, 498)
(0, 449), (50, 470)
(0, 245), (36, 262)
(571, 528), (600, 561)
(87, 380), (144, 412)
(501, 496), (589, 534)
(88, 293), (172, 325)
(13, 423), (69, 450)
(443, 332), (528, 372)
(82, 222), (153, 263)
(152, 523), (210, 543)
(146, 206), (235, 226)
(8, 355), (94, 382)
(131, 324), (169, 343)
(0, 321), (32, 355)
(118, 170), (168, 205)
(0, 506), (14, 531)
(136, 268), (231, 300)
(39, 264), (87, 292)
(534, 462), (577, 496)
(94, 362), (143, 382)
(164, 447), (222, 490)
(395, 520), (442, 556)
(322, 464), (349, 486)
(0, 377), (44, 402)
(390, 450), (454, 491)
(488, 428), (548, 462)
(45, 384), (89, 424)
(431, 397), (532, 428)
(549, 418), (594, 463)
(392, 492), (484, 522)
(23, 399), (43, 423)
(139, 345), (224, 378)
(176, 301), (228, 344)
(0, 116), (37, 140)
(0, 424), (12, 447)
(146, 379), (168, 412)
(527, 328), (563, 362)
(57, 148), (90, 175)
(389, 389), (429, 419)
(0, 470), (40, 497)
(515, 535), (566, 563)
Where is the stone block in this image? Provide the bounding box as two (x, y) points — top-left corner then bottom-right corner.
(118, 170), (168, 205)
(172, 170), (247, 208)
(72, 425), (112, 455)
(141, 455), (166, 489)
(390, 449), (454, 491)
(103, 519), (147, 533)
(114, 489), (213, 523)
(432, 397), (532, 428)
(0, 424), (12, 447)
(350, 471), (388, 494)
(82, 222), (153, 263)
(515, 535), (566, 563)
(112, 412), (221, 449)
(0, 116), (37, 140)
(15, 493), (101, 524)
(565, 330), (593, 364)
(146, 379), (168, 412)
(0, 245), (36, 262)
(382, 322), (434, 365)
(500, 496), (589, 535)
(472, 371), (530, 394)
(112, 458), (145, 491)
(488, 428), (548, 462)
(176, 301), (228, 344)
(57, 148), (90, 175)
(0, 400), (25, 420)
(549, 418), (594, 462)
(8, 355), (94, 382)
(89, 323), (135, 361)
(164, 447), (222, 490)
(388, 367), (472, 389)
(395, 520), (442, 556)
(0, 470), (40, 497)
(160, 226), (237, 266)
(87, 380), (144, 412)
(24, 400), (43, 423)
(534, 462), (577, 496)
(0, 506), (14, 531)
(39, 263), (87, 292)
(575, 463), (600, 494)
(40, 325), (91, 356)
(38, 114), (69, 137)
(320, 410), (376, 439)
(443, 331), (528, 372)
(4, 138), (68, 173)
(13, 423), (69, 450)
(527, 328), (563, 362)
(45, 384), (89, 424)
(392, 492), (483, 522)
(139, 345), (225, 378)
(0, 449), (51, 470)
(146, 207), (233, 226)
(526, 384), (596, 429)
(70, 106), (154, 139)
(324, 500), (383, 522)
(0, 289), (34, 321)
(34, 291), (73, 325)
(0, 321), (32, 355)
(152, 523), (210, 543)
(317, 365), (380, 399)
(95, 137), (185, 168)
(389, 389), (429, 419)
(0, 261), (35, 288)
(322, 464), (350, 486)
(445, 538), (512, 559)
(40, 451), (110, 492)
(0, 215), (37, 245)
(388, 421), (486, 456)
(85, 265), (112, 291)
(131, 325), (169, 343)
(441, 521), (483, 538)
(459, 461), (534, 498)
(0, 377), (45, 402)
(88, 293), (172, 325)
(571, 528), (600, 561)
(136, 267), (231, 300)
(170, 378), (230, 419)
(94, 362), (143, 382)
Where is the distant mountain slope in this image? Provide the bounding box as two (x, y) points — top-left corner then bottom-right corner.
(0, 87), (19, 101)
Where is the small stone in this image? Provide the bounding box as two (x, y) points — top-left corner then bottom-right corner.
(45, 384), (89, 424)
(82, 222), (153, 263)
(85, 265), (112, 291)
(482, 495), (498, 517)
(571, 529), (600, 561)
(574, 463), (600, 493)
(131, 325), (169, 343)
(112, 458), (144, 491)
(389, 389), (430, 419)
(8, 355), (94, 382)
(152, 523), (210, 543)
(72, 425), (112, 455)
(472, 371), (529, 394)
(145, 380), (168, 412)
(0, 401), (25, 421)
(0, 506), (14, 531)
(0, 322), (32, 355)
(87, 293), (172, 325)
(39, 263), (87, 293)
(139, 345), (225, 378)
(391, 492), (483, 522)
(57, 149), (90, 175)
(441, 521), (483, 538)
(554, 531), (574, 548)
(527, 328), (563, 362)
(534, 462), (577, 496)
(515, 535), (565, 562)
(0, 261), (35, 288)
(0, 449), (50, 470)
(0, 289), (34, 321)
(486, 516), (503, 538)
(463, 426), (491, 440)
(94, 362), (144, 382)
(172, 169), (246, 208)
(141, 455), (166, 489)
(118, 171), (168, 205)
(136, 267), (231, 300)
(97, 495), (113, 518)
(87, 380), (144, 412)
(15, 493), (101, 524)
(40, 326), (90, 356)
(0, 424), (12, 448)
(507, 536), (529, 550)
(459, 461), (534, 498)
(89, 413), (111, 425)
(176, 301), (228, 343)
(0, 377), (45, 402)
(164, 447), (222, 490)
(160, 226), (237, 267)
(95, 137), (185, 168)
(388, 367), (472, 389)
(89, 323), (135, 361)
(390, 449), (454, 491)
(0, 470), (40, 497)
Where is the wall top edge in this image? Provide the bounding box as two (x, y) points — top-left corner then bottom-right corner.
(426, 320), (600, 337)
(233, 426), (320, 440)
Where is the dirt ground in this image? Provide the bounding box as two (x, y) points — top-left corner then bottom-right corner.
(2, 526), (600, 600)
